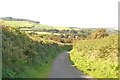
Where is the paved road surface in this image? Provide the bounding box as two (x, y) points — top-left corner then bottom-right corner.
(48, 51), (93, 79)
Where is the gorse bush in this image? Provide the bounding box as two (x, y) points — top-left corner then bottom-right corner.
(87, 28), (109, 39)
(2, 25), (71, 78)
(70, 35), (118, 78)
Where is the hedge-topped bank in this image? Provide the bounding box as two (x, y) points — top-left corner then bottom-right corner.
(2, 25), (71, 78)
(70, 35), (118, 78)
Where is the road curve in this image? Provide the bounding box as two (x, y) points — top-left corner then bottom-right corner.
(48, 51), (93, 79)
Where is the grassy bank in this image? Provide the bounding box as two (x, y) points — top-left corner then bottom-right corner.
(18, 63), (52, 78)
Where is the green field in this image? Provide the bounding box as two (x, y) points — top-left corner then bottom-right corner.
(1, 20), (77, 30)
(3, 21), (34, 28)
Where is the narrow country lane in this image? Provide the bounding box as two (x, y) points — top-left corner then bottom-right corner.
(48, 51), (93, 79)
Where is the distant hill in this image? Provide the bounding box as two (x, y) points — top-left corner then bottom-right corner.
(0, 18), (79, 30)
(0, 17), (40, 24)
(0, 17), (118, 34)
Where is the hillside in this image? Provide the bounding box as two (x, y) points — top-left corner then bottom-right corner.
(0, 17), (76, 30)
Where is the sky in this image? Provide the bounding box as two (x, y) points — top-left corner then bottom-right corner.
(0, 0), (119, 29)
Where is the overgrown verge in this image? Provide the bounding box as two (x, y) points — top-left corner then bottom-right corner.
(2, 25), (71, 78)
(70, 35), (118, 78)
